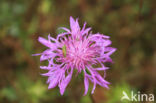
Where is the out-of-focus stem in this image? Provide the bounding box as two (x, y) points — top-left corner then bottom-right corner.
(90, 94), (95, 103)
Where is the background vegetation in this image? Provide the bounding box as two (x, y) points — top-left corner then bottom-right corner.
(0, 0), (155, 103)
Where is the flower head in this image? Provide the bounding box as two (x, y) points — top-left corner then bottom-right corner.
(33, 16), (116, 95)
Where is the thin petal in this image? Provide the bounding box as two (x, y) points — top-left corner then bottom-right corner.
(48, 76), (59, 89)
(40, 66), (52, 70)
(91, 81), (96, 94)
(40, 53), (57, 61)
(104, 47), (117, 56)
(32, 53), (41, 56)
(87, 67), (97, 94)
(84, 73), (89, 96)
(88, 34), (110, 40)
(41, 72), (54, 76)
(57, 32), (70, 40)
(38, 37), (55, 48)
(70, 16), (80, 35)
(59, 68), (73, 95)
(102, 40), (112, 47)
(95, 73), (110, 88)
(82, 22), (87, 31)
(59, 27), (71, 33)
(82, 27), (91, 35)
(48, 34), (58, 43)
(95, 67), (109, 71)
(70, 16), (76, 31)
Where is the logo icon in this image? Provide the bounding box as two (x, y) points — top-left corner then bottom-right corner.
(121, 91), (130, 101)
(121, 91), (154, 102)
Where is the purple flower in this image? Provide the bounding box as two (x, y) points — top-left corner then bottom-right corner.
(33, 16), (116, 95)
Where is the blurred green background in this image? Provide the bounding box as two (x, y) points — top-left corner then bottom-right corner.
(0, 0), (155, 103)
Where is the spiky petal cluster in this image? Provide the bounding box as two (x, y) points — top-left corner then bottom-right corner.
(33, 16), (116, 95)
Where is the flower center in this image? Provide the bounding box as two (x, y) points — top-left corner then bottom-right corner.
(64, 40), (96, 66)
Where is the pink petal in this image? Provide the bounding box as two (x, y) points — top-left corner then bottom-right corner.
(70, 16), (80, 35)
(70, 16), (76, 31)
(38, 37), (55, 48)
(82, 27), (91, 36)
(59, 27), (71, 33)
(59, 69), (73, 95)
(57, 32), (70, 40)
(91, 82), (96, 94)
(48, 76), (59, 89)
(104, 47), (116, 56)
(83, 74), (89, 96)
(32, 53), (41, 56)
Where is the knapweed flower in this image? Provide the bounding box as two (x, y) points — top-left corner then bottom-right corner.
(33, 16), (116, 95)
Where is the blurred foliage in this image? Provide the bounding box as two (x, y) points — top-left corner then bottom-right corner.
(0, 0), (155, 103)
(107, 83), (132, 103)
